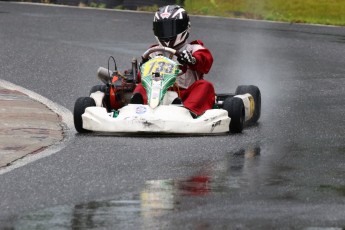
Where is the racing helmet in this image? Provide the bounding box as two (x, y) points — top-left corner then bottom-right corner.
(153, 5), (190, 48)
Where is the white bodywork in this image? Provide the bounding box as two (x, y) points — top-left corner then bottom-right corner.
(85, 91), (255, 134)
(82, 105), (230, 134)
(90, 91), (105, 107)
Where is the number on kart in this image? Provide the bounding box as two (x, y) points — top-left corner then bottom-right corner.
(145, 60), (174, 76)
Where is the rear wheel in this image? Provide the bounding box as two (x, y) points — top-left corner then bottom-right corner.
(89, 85), (106, 95)
(74, 97), (96, 133)
(215, 93), (234, 109)
(235, 85), (261, 124)
(223, 97), (245, 133)
(89, 84), (110, 110)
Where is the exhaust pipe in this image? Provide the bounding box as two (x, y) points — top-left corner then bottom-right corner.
(97, 67), (113, 85)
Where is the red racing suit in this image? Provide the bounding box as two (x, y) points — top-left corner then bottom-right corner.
(134, 40), (215, 116)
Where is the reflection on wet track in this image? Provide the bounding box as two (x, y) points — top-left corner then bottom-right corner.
(13, 148), (261, 229)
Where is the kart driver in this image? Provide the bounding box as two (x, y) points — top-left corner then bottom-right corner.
(130, 5), (215, 117)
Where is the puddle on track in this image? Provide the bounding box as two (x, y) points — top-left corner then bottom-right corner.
(7, 146), (344, 229)
(9, 147), (262, 229)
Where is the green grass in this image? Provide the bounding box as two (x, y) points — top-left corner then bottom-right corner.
(183, 0), (345, 26)
(88, 2), (106, 9)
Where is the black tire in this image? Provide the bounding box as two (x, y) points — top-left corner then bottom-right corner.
(235, 85), (261, 124)
(74, 97), (96, 133)
(223, 97), (245, 133)
(89, 85), (106, 96)
(215, 93), (234, 109)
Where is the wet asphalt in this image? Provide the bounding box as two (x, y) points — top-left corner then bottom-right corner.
(0, 2), (344, 229)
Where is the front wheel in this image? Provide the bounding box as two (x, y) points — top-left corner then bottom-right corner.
(223, 97), (245, 133)
(235, 85), (261, 124)
(74, 97), (96, 133)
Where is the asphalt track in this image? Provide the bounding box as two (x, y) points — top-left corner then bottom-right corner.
(0, 2), (345, 229)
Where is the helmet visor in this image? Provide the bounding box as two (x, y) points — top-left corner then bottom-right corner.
(153, 19), (188, 39)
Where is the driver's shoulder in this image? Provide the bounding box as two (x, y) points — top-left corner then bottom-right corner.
(186, 40), (206, 52)
(190, 40), (205, 46)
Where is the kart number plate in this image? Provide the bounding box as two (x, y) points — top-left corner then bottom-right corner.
(141, 56), (177, 77)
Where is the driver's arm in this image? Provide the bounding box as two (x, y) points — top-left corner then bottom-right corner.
(189, 48), (213, 74)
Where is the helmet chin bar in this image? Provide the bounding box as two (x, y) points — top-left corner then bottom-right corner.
(156, 30), (189, 49)
(156, 37), (172, 47)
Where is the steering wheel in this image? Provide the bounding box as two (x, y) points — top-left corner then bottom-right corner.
(141, 46), (184, 77)
(141, 46), (180, 60)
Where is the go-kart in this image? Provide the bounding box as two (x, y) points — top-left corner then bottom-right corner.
(73, 47), (261, 134)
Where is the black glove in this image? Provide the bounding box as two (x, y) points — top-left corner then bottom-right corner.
(140, 56), (149, 65)
(177, 50), (196, 65)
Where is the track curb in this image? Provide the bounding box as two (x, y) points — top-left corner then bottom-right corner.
(0, 79), (73, 172)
